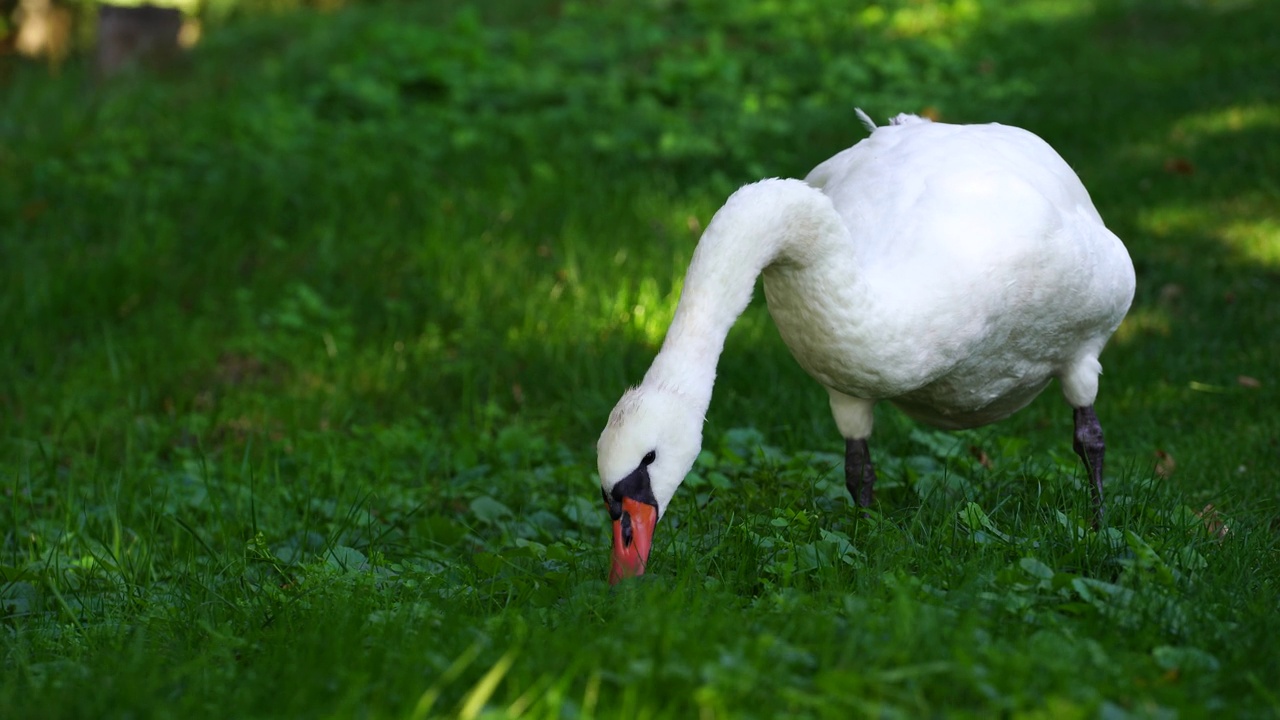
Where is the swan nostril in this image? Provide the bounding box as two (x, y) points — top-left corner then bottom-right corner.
(620, 511), (634, 547)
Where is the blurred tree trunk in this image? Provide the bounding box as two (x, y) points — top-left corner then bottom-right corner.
(96, 3), (183, 77)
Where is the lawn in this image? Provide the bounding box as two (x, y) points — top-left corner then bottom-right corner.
(2, 0), (1279, 717)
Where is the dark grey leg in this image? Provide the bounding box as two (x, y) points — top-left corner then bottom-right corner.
(845, 437), (877, 507)
(1072, 405), (1106, 525)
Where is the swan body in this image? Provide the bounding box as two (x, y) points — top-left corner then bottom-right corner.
(598, 113), (1136, 582)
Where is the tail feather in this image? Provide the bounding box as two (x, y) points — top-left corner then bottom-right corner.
(854, 108), (877, 132)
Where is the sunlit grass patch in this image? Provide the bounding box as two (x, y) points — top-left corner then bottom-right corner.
(1136, 194), (1280, 268)
(1172, 102), (1280, 137)
(1219, 216), (1280, 267)
(1113, 306), (1174, 343)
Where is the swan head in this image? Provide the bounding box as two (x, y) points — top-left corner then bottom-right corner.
(597, 382), (705, 583)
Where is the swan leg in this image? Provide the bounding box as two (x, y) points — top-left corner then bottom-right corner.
(845, 437), (877, 507)
(1072, 405), (1106, 525)
(827, 389), (878, 508)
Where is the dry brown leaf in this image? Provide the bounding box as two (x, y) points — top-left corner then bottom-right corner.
(22, 199), (48, 222)
(1163, 157), (1196, 175)
(215, 351), (270, 386)
(1195, 504), (1230, 539)
(1154, 449), (1176, 478)
(968, 444), (993, 470)
(1237, 375), (1261, 389)
(1159, 283), (1184, 305)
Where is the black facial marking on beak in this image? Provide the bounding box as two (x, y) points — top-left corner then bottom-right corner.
(602, 450), (661, 546)
(607, 449), (660, 508)
(602, 487), (623, 521)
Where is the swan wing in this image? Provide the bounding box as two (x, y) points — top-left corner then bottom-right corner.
(769, 118), (1134, 423)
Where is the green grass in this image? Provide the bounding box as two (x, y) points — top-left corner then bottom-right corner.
(3, 0), (1279, 716)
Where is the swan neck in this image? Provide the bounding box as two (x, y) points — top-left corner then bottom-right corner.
(643, 179), (847, 406)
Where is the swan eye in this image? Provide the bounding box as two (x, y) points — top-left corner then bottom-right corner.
(642, 450), (657, 466)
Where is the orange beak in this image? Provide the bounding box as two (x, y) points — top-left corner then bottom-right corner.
(609, 497), (657, 584)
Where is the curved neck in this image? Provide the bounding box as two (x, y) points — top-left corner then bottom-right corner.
(642, 178), (850, 409)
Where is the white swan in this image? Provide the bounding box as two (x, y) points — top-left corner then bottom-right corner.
(598, 111), (1136, 583)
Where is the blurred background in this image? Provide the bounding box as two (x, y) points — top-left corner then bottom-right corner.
(2, 0), (1277, 464)
(6, 0), (203, 74)
(2, 0), (1276, 468)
